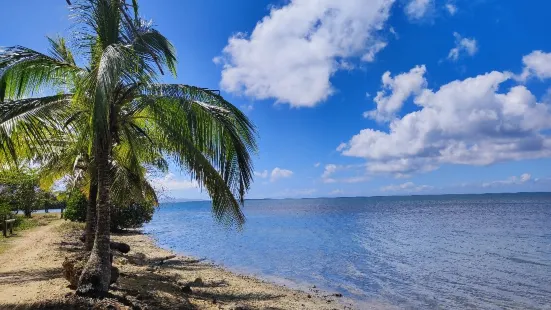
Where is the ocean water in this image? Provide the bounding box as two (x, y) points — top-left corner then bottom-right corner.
(144, 194), (551, 309)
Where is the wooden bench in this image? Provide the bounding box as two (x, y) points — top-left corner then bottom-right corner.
(2, 216), (15, 237)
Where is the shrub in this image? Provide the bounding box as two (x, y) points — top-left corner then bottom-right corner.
(111, 202), (155, 231)
(62, 188), (155, 231)
(63, 191), (88, 222)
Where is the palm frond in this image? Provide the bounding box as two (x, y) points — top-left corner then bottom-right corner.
(0, 94), (72, 163)
(0, 46), (81, 99)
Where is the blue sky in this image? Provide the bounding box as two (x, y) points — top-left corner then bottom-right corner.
(2, 0), (551, 199)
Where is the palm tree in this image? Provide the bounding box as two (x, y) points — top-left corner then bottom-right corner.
(0, 0), (257, 296)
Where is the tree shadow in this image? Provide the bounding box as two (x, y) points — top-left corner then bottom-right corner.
(114, 269), (196, 309)
(0, 268), (62, 285)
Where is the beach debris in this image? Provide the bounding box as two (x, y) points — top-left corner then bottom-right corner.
(128, 252), (147, 265)
(110, 241), (131, 254)
(334, 293), (343, 298)
(181, 285), (192, 294)
(307, 294), (312, 298)
(62, 256), (86, 288)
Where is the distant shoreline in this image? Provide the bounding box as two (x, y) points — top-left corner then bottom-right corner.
(160, 191), (551, 204)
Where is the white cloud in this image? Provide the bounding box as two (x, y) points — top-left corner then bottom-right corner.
(255, 170), (269, 178)
(482, 173), (532, 188)
(329, 189), (344, 195)
(448, 32), (478, 61)
(152, 173), (199, 191)
(322, 164), (338, 183)
(270, 167), (294, 182)
(339, 56), (551, 176)
(389, 27), (399, 39)
(405, 0), (433, 20)
(216, 0), (395, 107)
(445, 3), (457, 15)
(321, 164), (370, 183)
(364, 65), (427, 121)
(314, 162), (321, 168)
(381, 181), (433, 192)
(362, 41), (388, 62)
(519, 51), (551, 81)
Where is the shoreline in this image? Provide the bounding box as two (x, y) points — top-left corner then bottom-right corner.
(0, 218), (359, 309)
(116, 230), (359, 309)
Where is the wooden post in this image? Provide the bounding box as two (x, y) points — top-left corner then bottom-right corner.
(2, 215), (6, 238)
(9, 219), (13, 235)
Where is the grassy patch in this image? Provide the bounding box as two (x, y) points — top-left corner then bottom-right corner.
(56, 221), (85, 234)
(12, 213), (59, 230)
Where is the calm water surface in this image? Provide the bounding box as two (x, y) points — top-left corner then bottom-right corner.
(144, 194), (551, 309)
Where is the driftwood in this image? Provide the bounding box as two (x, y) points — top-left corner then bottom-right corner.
(78, 233), (131, 254)
(110, 241), (130, 254)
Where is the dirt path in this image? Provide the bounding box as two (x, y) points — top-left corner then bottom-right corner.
(0, 218), (71, 306)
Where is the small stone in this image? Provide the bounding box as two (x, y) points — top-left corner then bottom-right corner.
(181, 285), (192, 294)
(193, 277), (204, 286)
(334, 293), (343, 298)
(312, 285), (317, 288)
(212, 298), (217, 304)
(307, 295), (312, 298)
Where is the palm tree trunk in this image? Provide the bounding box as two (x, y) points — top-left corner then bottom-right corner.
(84, 171), (98, 251)
(77, 136), (112, 296)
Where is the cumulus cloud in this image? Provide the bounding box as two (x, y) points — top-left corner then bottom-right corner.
(152, 173), (198, 191)
(362, 41), (388, 62)
(445, 3), (457, 15)
(519, 51), (551, 81)
(339, 55), (551, 176)
(482, 173), (532, 188)
(216, 0), (395, 107)
(381, 182), (433, 192)
(322, 164), (338, 183)
(405, 0), (433, 20)
(364, 65), (427, 121)
(448, 32), (478, 61)
(321, 164), (370, 183)
(254, 170), (269, 178)
(270, 167), (294, 182)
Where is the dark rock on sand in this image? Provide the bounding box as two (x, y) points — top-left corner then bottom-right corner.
(181, 285), (192, 294)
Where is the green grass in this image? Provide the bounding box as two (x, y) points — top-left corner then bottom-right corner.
(56, 221), (85, 233)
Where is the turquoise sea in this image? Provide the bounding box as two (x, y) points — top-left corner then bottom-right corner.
(144, 193), (551, 309)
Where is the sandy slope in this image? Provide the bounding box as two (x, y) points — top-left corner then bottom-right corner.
(0, 218), (358, 309)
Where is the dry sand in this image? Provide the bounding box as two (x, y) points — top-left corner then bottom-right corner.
(0, 217), (359, 309)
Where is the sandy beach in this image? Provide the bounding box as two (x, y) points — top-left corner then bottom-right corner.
(0, 216), (357, 310)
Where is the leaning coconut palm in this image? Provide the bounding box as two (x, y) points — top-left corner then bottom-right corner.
(0, 0), (257, 296)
